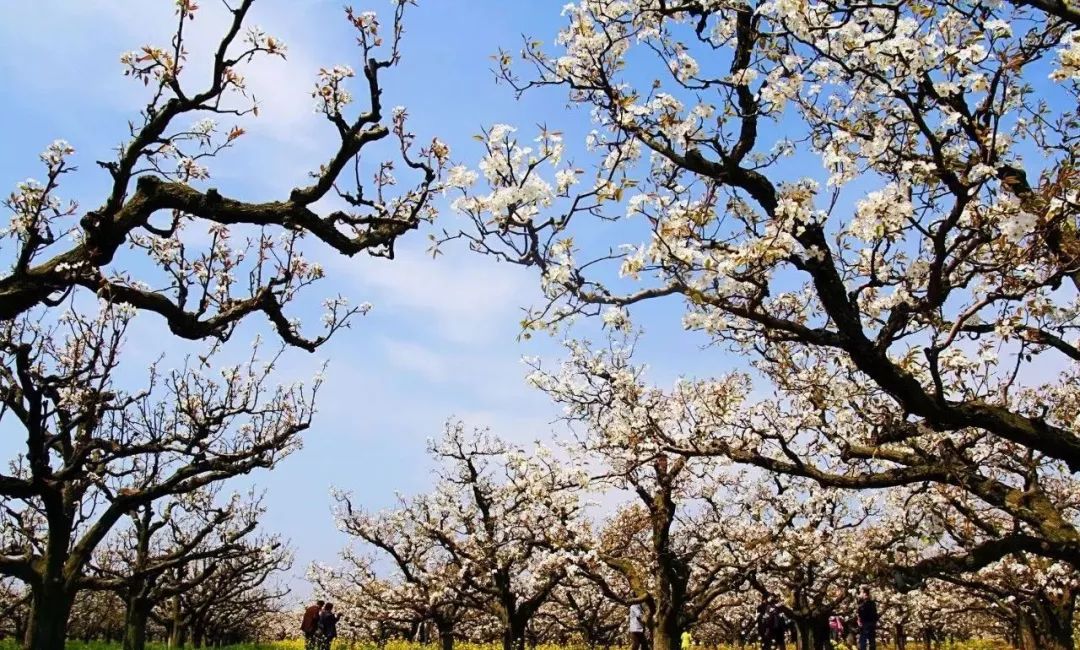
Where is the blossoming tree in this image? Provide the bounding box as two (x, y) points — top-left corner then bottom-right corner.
(327, 500), (470, 650)
(536, 577), (623, 648)
(158, 533), (291, 648)
(1, 0), (444, 339)
(446, 0), (1080, 580)
(0, 2), (443, 649)
(85, 489), (269, 650)
(0, 303), (315, 650)
(334, 422), (589, 650)
(528, 340), (755, 650)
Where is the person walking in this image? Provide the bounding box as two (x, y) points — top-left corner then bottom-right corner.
(771, 602), (789, 650)
(680, 630), (692, 650)
(829, 614), (845, 643)
(757, 598), (786, 650)
(317, 602), (341, 650)
(301, 599), (325, 650)
(856, 588), (878, 650)
(629, 600), (648, 650)
(757, 599), (771, 649)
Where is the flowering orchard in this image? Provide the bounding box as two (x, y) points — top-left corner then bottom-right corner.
(437, 0), (1079, 647)
(2, 1), (1080, 650)
(326, 401), (1070, 650)
(0, 1), (446, 650)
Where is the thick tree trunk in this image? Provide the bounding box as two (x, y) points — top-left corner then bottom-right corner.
(502, 617), (527, 650)
(1037, 602), (1075, 650)
(24, 580), (74, 650)
(1036, 626), (1071, 647)
(652, 626), (677, 650)
(437, 620), (455, 650)
(647, 473), (688, 650)
(1018, 605), (1074, 650)
(651, 593), (681, 650)
(1016, 611), (1037, 650)
(123, 595), (153, 650)
(791, 616), (828, 650)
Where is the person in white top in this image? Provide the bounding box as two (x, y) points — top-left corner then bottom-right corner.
(629, 601), (647, 650)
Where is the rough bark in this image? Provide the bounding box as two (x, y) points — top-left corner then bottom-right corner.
(1017, 612), (1038, 650)
(123, 594), (153, 650)
(24, 580), (74, 650)
(1017, 604), (1075, 650)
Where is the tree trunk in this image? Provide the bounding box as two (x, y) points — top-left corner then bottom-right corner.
(1037, 601), (1075, 650)
(170, 623), (188, 650)
(24, 578), (74, 650)
(502, 617), (528, 650)
(437, 620), (455, 650)
(652, 625), (678, 650)
(791, 616), (829, 650)
(651, 591), (682, 650)
(123, 595), (153, 650)
(1018, 604), (1074, 650)
(893, 623), (906, 650)
(168, 594), (186, 649)
(1017, 611), (1038, 650)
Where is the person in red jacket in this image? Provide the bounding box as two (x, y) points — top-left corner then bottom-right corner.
(301, 599), (325, 650)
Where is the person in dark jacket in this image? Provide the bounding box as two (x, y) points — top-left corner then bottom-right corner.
(756, 597), (787, 650)
(856, 588), (878, 650)
(301, 600), (325, 650)
(318, 602), (341, 650)
(756, 600), (771, 648)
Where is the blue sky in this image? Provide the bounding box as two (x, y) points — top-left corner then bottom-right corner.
(0, 0), (740, 596)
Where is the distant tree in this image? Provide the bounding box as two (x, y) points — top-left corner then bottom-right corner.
(66, 590), (126, 643)
(328, 501), (470, 650)
(335, 422), (588, 650)
(159, 534), (291, 648)
(538, 578), (623, 649)
(931, 554), (1078, 650)
(0, 579), (29, 641)
(528, 340), (761, 650)
(311, 555), (450, 647)
(692, 592), (759, 649)
(86, 489), (267, 650)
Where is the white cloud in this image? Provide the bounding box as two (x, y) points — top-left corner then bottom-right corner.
(380, 337), (450, 382)
(330, 244), (540, 345)
(0, 0), (336, 161)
